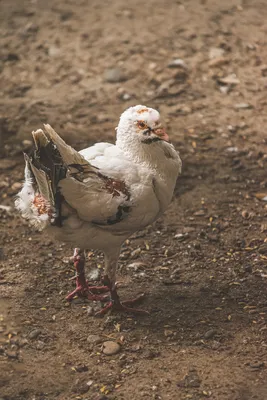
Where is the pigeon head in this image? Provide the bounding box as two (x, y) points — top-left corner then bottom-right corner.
(116, 105), (169, 147)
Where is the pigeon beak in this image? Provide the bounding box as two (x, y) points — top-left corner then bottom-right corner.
(153, 127), (170, 143)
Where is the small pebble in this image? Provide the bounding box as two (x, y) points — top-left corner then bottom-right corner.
(234, 103), (253, 110)
(244, 265), (252, 273)
(241, 210), (250, 219)
(219, 74), (240, 85)
(204, 329), (216, 339)
(127, 261), (147, 271)
(36, 340), (45, 350)
(249, 361), (264, 369)
(209, 56), (228, 67)
(86, 306), (94, 316)
(87, 334), (102, 345)
(102, 341), (121, 355)
(88, 268), (100, 281)
(174, 233), (187, 241)
(6, 351), (18, 359)
(131, 248), (142, 258)
(22, 140), (32, 150)
(122, 93), (131, 101)
(72, 379), (89, 394)
(220, 86), (230, 94)
(226, 147), (239, 153)
(0, 159), (17, 170)
(0, 205), (11, 212)
(48, 46), (61, 58)
(19, 338), (29, 347)
(28, 329), (41, 339)
(168, 58), (187, 69)
(104, 68), (127, 83)
(209, 47), (225, 59)
(177, 368), (201, 388)
(259, 244), (267, 254)
(74, 364), (88, 372)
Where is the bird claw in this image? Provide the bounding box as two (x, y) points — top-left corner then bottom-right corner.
(67, 249), (110, 302)
(95, 293), (149, 316)
(66, 284), (109, 302)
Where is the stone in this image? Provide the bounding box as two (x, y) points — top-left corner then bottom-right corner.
(209, 47), (225, 59)
(87, 334), (102, 345)
(104, 68), (127, 83)
(11, 182), (22, 191)
(48, 46), (61, 58)
(19, 338), (29, 347)
(36, 340), (45, 350)
(74, 364), (88, 372)
(86, 306), (94, 316)
(208, 56), (228, 67)
(174, 233), (188, 241)
(28, 329), (41, 339)
(0, 159), (17, 170)
(0, 205), (11, 212)
(0, 181), (9, 189)
(218, 74), (240, 85)
(122, 93), (131, 101)
(130, 248), (142, 258)
(22, 140), (32, 150)
(167, 58), (187, 69)
(177, 368), (201, 388)
(60, 10), (74, 21)
(204, 329), (216, 339)
(4, 53), (20, 62)
(102, 341), (121, 355)
(249, 361), (264, 369)
(6, 351), (18, 359)
(244, 265), (252, 273)
(234, 103), (253, 110)
(72, 379), (89, 394)
(259, 244), (267, 255)
(88, 268), (101, 281)
(127, 262), (147, 271)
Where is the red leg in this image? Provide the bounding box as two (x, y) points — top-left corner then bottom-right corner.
(95, 275), (149, 316)
(66, 248), (109, 301)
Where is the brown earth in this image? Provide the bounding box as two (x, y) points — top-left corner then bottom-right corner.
(1, 0), (267, 399)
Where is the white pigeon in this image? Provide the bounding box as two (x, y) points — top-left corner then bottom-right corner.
(15, 105), (182, 315)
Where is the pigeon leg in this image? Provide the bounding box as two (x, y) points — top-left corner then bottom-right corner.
(95, 275), (149, 316)
(66, 248), (109, 301)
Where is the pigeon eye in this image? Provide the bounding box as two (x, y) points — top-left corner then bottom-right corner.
(137, 121), (147, 130)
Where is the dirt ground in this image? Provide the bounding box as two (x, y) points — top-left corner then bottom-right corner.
(1, 0), (267, 399)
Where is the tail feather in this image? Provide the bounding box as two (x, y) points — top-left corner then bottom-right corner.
(32, 128), (50, 149)
(15, 125), (96, 229)
(16, 125), (96, 229)
(43, 124), (87, 166)
(15, 154), (52, 229)
(15, 154), (35, 218)
(27, 157), (55, 209)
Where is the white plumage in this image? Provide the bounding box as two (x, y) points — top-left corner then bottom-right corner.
(15, 105), (182, 314)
